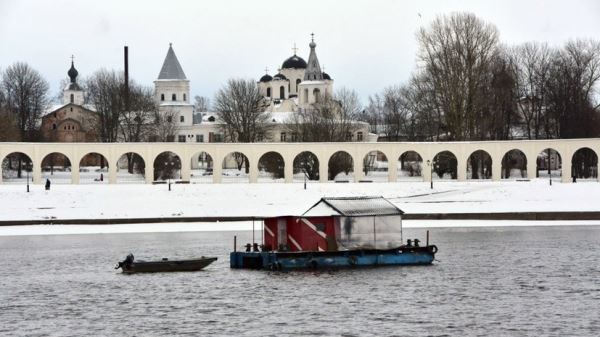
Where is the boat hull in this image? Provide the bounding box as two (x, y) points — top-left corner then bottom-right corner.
(121, 257), (217, 274)
(230, 246), (436, 270)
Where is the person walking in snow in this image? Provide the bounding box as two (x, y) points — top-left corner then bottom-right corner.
(45, 179), (51, 190)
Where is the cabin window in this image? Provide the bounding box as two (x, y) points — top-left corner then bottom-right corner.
(172, 93), (176, 101)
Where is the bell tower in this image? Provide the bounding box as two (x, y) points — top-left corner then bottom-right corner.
(63, 56), (85, 105)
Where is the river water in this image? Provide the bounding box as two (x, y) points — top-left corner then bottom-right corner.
(0, 225), (599, 336)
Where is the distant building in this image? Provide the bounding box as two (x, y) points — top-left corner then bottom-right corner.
(41, 60), (97, 142)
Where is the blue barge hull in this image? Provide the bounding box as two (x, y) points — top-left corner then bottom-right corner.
(230, 246), (437, 270)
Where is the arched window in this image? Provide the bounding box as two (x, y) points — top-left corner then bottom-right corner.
(266, 87), (271, 97)
(313, 88), (321, 103)
(161, 94), (165, 101)
(296, 79), (301, 92)
(280, 86), (285, 99)
(70, 94), (74, 103)
(304, 89), (309, 103)
(52, 123), (56, 130)
(172, 94), (176, 101)
(183, 93), (187, 101)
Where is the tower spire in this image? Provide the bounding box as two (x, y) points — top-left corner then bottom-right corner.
(303, 33), (323, 81)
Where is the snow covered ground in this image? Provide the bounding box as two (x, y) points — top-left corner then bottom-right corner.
(1, 179), (600, 221)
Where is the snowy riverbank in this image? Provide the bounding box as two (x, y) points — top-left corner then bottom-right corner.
(1, 180), (600, 220)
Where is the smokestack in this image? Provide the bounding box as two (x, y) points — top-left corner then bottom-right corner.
(124, 45), (129, 111)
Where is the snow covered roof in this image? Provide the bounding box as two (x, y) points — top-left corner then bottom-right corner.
(42, 103), (96, 117)
(302, 196), (404, 217)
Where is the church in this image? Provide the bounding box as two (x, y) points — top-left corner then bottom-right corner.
(41, 59), (97, 142)
(257, 34), (334, 113)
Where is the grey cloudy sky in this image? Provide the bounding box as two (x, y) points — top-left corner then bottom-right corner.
(1, 0), (599, 103)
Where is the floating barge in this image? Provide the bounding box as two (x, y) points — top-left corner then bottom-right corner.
(230, 196), (437, 270)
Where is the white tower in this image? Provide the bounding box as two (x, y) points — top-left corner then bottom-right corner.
(154, 43), (193, 128)
(298, 34), (333, 108)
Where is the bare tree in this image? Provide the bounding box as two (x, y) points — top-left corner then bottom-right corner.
(416, 12), (500, 140)
(151, 108), (180, 142)
(287, 87), (362, 142)
(1, 62), (49, 141)
(213, 78), (270, 142)
(194, 95), (211, 112)
(85, 69), (125, 142)
(119, 82), (158, 143)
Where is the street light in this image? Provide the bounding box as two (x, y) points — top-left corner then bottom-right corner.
(25, 161), (32, 193)
(548, 148), (552, 186)
(427, 159), (433, 189)
(164, 160), (175, 191)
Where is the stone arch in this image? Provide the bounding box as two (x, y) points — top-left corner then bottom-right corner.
(293, 151), (319, 182)
(432, 151), (457, 180)
(79, 152), (109, 184)
(328, 151), (354, 182)
(222, 151), (250, 183)
(2, 152), (33, 183)
(362, 150), (388, 182)
(467, 150), (493, 180)
(571, 147), (597, 180)
(501, 149), (527, 179)
(398, 151), (423, 181)
(258, 151), (285, 182)
(153, 151), (182, 181)
(536, 148), (561, 179)
(116, 152), (146, 183)
(41, 152), (72, 184)
(190, 151), (214, 183)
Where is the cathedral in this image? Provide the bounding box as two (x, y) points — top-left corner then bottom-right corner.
(257, 34), (334, 113)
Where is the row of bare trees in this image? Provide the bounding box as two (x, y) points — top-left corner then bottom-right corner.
(364, 12), (600, 142)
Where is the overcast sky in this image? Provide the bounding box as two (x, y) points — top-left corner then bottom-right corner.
(1, 0), (599, 104)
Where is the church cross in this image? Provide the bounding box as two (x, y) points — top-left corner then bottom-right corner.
(311, 32), (314, 42)
(70, 55), (75, 62)
(292, 43), (298, 55)
(264, 67), (269, 74)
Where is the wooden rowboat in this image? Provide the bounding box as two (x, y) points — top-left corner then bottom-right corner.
(115, 254), (217, 274)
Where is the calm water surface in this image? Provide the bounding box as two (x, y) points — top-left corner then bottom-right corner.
(1, 226), (599, 336)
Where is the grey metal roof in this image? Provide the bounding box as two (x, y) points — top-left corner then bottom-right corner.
(303, 196), (404, 217)
(158, 45), (187, 80)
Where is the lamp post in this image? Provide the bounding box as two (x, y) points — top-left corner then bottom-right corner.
(302, 167), (308, 190)
(164, 160), (174, 191)
(25, 161), (32, 193)
(427, 159), (433, 189)
(548, 148), (552, 186)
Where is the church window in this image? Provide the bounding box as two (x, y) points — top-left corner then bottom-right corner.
(70, 94), (74, 103)
(161, 94), (165, 101)
(172, 94), (176, 101)
(288, 83), (290, 92)
(183, 93), (187, 101)
(70, 107), (73, 112)
(52, 123), (56, 130)
(266, 88), (271, 98)
(180, 115), (184, 123)
(304, 89), (309, 103)
(280, 86), (285, 99)
(313, 88), (321, 103)
(296, 79), (301, 91)
(357, 132), (363, 141)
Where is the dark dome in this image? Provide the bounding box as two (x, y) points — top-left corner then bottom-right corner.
(322, 72), (331, 80)
(68, 62), (78, 82)
(282, 55), (307, 69)
(273, 73), (287, 80)
(259, 74), (273, 82)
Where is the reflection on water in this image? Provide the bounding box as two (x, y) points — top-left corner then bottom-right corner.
(0, 226), (599, 336)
